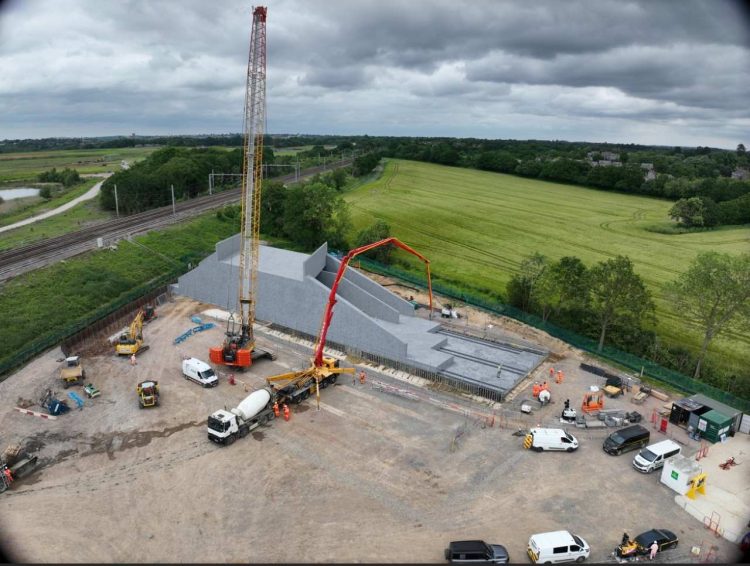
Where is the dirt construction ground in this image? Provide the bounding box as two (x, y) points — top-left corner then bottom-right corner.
(0, 295), (745, 563)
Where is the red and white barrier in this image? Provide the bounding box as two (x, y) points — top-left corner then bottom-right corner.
(13, 407), (57, 420)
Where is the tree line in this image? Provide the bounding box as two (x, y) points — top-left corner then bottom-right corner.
(503, 251), (750, 398)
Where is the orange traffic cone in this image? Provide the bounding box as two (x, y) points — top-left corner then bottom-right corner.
(549, 367), (555, 379)
(283, 404), (290, 422)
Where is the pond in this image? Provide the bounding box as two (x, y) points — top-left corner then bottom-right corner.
(0, 187), (40, 200)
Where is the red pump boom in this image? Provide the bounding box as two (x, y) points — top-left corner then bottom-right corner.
(312, 238), (433, 368)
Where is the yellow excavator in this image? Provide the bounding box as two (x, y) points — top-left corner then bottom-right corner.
(115, 310), (149, 356)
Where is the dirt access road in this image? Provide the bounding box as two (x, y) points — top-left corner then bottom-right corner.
(0, 296), (741, 563)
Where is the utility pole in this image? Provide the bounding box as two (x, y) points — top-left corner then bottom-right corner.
(114, 183), (119, 218)
(170, 184), (176, 216)
(209, 170), (213, 195)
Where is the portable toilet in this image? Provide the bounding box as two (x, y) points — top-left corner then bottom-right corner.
(697, 409), (733, 443)
(661, 454), (702, 495)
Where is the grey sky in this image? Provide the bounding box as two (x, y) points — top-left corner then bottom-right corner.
(0, 0), (748, 148)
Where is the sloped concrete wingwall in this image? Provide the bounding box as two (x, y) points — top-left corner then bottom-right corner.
(323, 254), (414, 316)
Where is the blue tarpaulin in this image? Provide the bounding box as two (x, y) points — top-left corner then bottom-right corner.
(67, 391), (85, 409)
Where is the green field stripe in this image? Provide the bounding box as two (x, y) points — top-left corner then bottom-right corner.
(347, 159), (750, 371)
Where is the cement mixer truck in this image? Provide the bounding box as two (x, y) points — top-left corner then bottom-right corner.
(207, 388), (276, 445)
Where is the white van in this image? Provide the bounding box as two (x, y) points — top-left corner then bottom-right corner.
(182, 358), (218, 388)
(632, 439), (681, 473)
(525, 428), (579, 452)
(527, 531), (590, 563)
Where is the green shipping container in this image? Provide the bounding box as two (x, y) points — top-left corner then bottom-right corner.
(697, 409), (733, 443)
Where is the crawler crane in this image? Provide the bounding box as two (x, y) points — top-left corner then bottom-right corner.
(209, 5), (274, 370)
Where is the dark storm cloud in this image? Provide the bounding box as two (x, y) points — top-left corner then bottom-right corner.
(0, 0), (748, 147)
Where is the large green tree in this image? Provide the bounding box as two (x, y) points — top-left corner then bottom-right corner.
(282, 181), (350, 251)
(588, 256), (653, 352)
(354, 220), (392, 263)
(669, 197), (708, 227)
(259, 180), (286, 237)
(506, 253), (548, 312)
(665, 252), (750, 379)
(535, 256), (589, 322)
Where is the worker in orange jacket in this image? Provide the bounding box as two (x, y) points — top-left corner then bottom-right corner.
(556, 370), (564, 384)
(359, 370), (366, 385)
(272, 401), (280, 418)
(283, 403), (290, 422)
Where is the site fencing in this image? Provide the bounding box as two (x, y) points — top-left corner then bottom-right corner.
(355, 257), (750, 414)
(0, 270), (179, 381)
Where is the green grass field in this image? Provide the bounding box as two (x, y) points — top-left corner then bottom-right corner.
(346, 159), (750, 374)
(0, 147), (159, 183)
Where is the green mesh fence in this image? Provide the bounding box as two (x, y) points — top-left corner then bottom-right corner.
(356, 257), (750, 414)
(0, 269), (181, 380)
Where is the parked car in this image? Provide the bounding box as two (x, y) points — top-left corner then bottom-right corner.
(616, 529), (678, 558)
(632, 440), (681, 473)
(445, 540), (509, 564)
(602, 424), (649, 456)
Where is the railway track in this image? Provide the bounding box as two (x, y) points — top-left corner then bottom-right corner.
(0, 159), (351, 282)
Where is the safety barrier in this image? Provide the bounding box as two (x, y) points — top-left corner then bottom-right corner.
(173, 322), (216, 345)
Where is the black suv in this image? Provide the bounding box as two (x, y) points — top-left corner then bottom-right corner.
(445, 540), (510, 564)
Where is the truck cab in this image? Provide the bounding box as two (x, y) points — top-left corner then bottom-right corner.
(207, 410), (239, 443)
(207, 388), (274, 445)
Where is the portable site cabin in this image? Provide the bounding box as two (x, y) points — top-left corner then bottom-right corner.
(696, 409), (733, 444)
(668, 393), (743, 439)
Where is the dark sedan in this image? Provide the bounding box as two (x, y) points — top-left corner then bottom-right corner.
(445, 540), (509, 564)
(617, 529), (678, 557)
